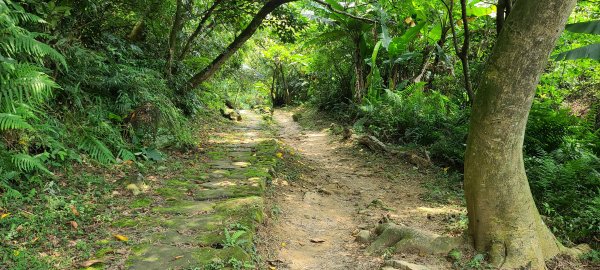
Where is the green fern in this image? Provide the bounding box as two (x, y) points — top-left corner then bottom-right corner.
(118, 148), (136, 161)
(79, 136), (116, 164)
(0, 0), (65, 113)
(11, 153), (53, 175)
(0, 113), (33, 130)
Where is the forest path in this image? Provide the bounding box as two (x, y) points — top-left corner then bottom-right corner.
(259, 109), (461, 270)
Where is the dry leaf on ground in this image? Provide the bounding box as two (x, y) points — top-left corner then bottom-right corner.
(114, 234), (128, 241)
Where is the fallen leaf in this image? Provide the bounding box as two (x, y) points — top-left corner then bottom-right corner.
(309, 238), (325, 243)
(276, 152), (283, 159)
(171, 255), (184, 261)
(69, 205), (80, 216)
(69, 221), (78, 229)
(80, 259), (104, 267)
(1, 213), (10, 219)
(114, 234), (128, 242)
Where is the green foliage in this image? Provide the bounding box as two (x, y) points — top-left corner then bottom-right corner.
(555, 20), (600, 61)
(526, 143), (600, 245)
(11, 153), (53, 175)
(78, 136), (116, 165)
(222, 228), (248, 248)
(358, 83), (468, 167)
(0, 113), (33, 131)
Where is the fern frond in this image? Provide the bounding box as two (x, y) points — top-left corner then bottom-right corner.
(79, 136), (116, 164)
(118, 148), (136, 161)
(0, 62), (57, 112)
(0, 113), (32, 130)
(11, 153), (53, 175)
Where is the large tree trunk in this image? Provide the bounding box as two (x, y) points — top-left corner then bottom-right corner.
(464, 0), (576, 269)
(187, 0), (295, 88)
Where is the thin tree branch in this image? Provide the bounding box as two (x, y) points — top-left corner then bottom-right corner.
(310, 0), (377, 24)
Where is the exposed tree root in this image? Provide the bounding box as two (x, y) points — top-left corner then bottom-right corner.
(366, 223), (462, 255)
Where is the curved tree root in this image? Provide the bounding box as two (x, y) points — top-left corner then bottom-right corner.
(366, 223), (462, 255)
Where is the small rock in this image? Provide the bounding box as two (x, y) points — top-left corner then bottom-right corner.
(384, 260), (429, 270)
(355, 230), (371, 243)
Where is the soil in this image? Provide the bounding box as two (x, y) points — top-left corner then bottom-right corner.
(258, 109), (466, 270)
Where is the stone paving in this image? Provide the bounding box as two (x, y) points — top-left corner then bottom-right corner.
(124, 110), (278, 269)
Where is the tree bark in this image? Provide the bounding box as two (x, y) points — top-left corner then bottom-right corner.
(187, 0), (296, 88)
(178, 0), (223, 61)
(464, 0), (576, 269)
(165, 0), (186, 76)
(352, 35), (366, 102)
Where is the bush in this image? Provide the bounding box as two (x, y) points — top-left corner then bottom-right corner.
(357, 83), (468, 167)
(525, 144), (600, 246)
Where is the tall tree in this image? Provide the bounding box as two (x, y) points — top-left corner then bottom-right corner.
(165, 0), (187, 76)
(464, 0), (577, 268)
(187, 0), (296, 88)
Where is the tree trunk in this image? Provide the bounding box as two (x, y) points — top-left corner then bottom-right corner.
(464, 0), (576, 269)
(427, 25), (449, 89)
(187, 0), (296, 88)
(178, 0), (223, 60)
(127, 18), (145, 41)
(447, 0), (474, 104)
(352, 35), (366, 102)
(458, 0), (474, 102)
(165, 0), (186, 76)
(414, 45), (433, 83)
(496, 0), (514, 35)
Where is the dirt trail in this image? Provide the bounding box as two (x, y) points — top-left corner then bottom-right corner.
(260, 110), (462, 270)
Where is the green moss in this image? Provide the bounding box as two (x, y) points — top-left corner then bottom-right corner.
(131, 197), (152, 208)
(207, 151), (226, 160)
(243, 167), (269, 178)
(194, 185), (262, 201)
(152, 200), (215, 215)
(214, 196), (264, 226)
(191, 246), (251, 266)
(96, 247), (114, 258)
(112, 218), (137, 228)
(165, 179), (195, 188)
(156, 186), (186, 198)
(131, 243), (150, 256)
